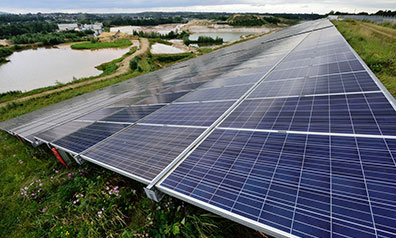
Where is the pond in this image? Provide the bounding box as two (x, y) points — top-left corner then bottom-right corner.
(150, 43), (185, 54)
(0, 45), (129, 93)
(189, 32), (256, 42)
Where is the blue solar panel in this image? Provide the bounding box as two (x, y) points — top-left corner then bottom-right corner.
(200, 73), (263, 88)
(176, 84), (252, 102)
(77, 107), (125, 121)
(249, 71), (379, 99)
(82, 125), (205, 182)
(53, 122), (128, 153)
(141, 101), (234, 127)
(160, 129), (396, 238)
(220, 92), (396, 136)
(35, 121), (91, 143)
(101, 104), (164, 123)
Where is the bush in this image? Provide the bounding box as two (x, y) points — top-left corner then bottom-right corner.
(129, 57), (139, 70)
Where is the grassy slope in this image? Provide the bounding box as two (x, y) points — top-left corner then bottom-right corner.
(71, 39), (132, 50)
(332, 19), (396, 97)
(0, 132), (262, 237)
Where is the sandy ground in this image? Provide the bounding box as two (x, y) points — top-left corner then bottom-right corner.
(0, 38), (149, 108)
(0, 39), (13, 46)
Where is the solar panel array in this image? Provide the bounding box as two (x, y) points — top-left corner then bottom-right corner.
(158, 22), (396, 238)
(1, 19), (395, 238)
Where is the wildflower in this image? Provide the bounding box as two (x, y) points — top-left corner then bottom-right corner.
(55, 170), (59, 174)
(39, 183), (43, 187)
(42, 208), (47, 213)
(73, 201), (76, 204)
(157, 206), (161, 210)
(97, 210), (102, 218)
(65, 231), (70, 236)
(24, 186), (28, 190)
(106, 187), (110, 190)
(68, 173), (72, 180)
(50, 176), (54, 180)
(18, 160), (23, 164)
(76, 194), (79, 198)
(80, 194), (84, 198)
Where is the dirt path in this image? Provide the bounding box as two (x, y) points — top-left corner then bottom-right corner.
(0, 38), (150, 108)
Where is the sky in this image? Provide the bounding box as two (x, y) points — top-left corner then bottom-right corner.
(0, 0), (395, 14)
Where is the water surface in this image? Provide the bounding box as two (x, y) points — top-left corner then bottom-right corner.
(151, 43), (185, 54)
(0, 45), (129, 93)
(189, 32), (256, 42)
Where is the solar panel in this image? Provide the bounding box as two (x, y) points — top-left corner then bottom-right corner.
(35, 121), (92, 143)
(52, 122), (128, 154)
(200, 73), (263, 88)
(77, 107), (126, 121)
(220, 92), (396, 136)
(176, 84), (253, 103)
(100, 104), (165, 123)
(248, 71), (379, 99)
(140, 101), (235, 127)
(159, 129), (396, 238)
(155, 20), (396, 238)
(81, 125), (205, 183)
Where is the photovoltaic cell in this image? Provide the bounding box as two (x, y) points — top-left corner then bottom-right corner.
(160, 129), (396, 238)
(220, 92), (396, 136)
(82, 125), (205, 182)
(200, 73), (263, 88)
(53, 122), (128, 154)
(35, 121), (91, 143)
(248, 71), (379, 99)
(136, 91), (190, 105)
(141, 101), (234, 127)
(101, 104), (165, 123)
(77, 107), (125, 121)
(176, 84), (252, 102)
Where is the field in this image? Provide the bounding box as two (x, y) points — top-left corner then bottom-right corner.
(1, 19), (396, 237)
(332, 19), (396, 96)
(71, 39), (132, 50)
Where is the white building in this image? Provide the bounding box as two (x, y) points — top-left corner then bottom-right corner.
(82, 22), (103, 36)
(57, 23), (79, 31)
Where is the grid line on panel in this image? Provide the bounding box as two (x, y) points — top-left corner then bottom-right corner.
(341, 75), (379, 237)
(160, 129), (396, 237)
(82, 125), (206, 182)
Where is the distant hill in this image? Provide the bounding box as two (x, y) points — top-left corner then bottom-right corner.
(0, 11), (8, 15)
(226, 14), (280, 26)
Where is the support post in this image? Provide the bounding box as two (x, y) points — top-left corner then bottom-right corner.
(144, 187), (165, 202)
(51, 147), (68, 167)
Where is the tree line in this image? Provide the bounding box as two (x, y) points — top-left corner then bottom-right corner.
(0, 22), (58, 39)
(328, 10), (396, 17)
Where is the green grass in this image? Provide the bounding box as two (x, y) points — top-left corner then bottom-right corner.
(96, 47), (137, 76)
(0, 131), (262, 237)
(152, 53), (195, 65)
(71, 39), (132, 50)
(332, 19), (396, 97)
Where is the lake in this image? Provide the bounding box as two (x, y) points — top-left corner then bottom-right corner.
(151, 43), (185, 54)
(0, 45), (129, 93)
(189, 32), (256, 42)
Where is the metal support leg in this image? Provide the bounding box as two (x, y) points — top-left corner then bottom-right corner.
(144, 187), (165, 202)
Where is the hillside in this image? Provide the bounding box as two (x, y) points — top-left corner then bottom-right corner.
(226, 14), (281, 26)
